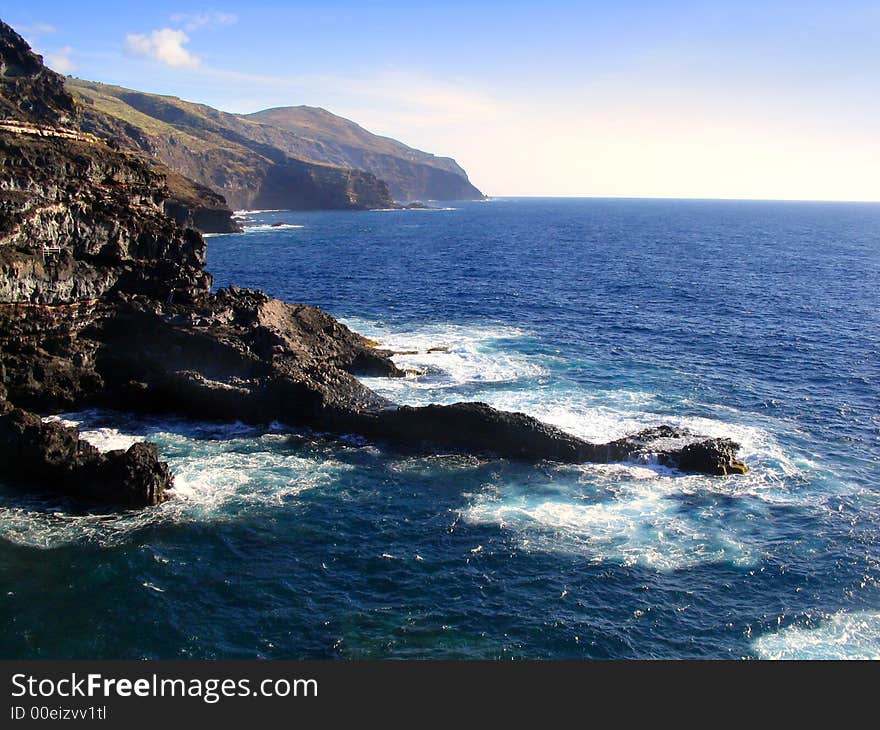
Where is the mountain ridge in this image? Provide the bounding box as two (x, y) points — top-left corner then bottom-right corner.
(68, 78), (394, 213)
(66, 78), (484, 208)
(247, 105), (483, 201)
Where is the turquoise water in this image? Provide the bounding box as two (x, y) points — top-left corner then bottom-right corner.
(1, 198), (878, 658)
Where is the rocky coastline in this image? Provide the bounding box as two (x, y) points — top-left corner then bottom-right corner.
(0, 20), (746, 508)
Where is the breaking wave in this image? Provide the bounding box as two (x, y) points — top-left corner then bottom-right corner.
(753, 611), (880, 659)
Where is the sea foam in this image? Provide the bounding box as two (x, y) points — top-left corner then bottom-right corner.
(753, 611), (880, 659)
(344, 319), (546, 393)
(241, 223), (304, 233)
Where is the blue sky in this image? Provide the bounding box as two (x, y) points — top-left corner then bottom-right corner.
(4, 1), (880, 200)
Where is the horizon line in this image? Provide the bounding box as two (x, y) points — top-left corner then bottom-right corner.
(484, 195), (880, 204)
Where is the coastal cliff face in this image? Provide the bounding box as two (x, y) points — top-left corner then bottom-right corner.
(0, 20), (209, 502)
(68, 80), (395, 212)
(0, 23), (73, 125)
(0, 133), (208, 302)
(0, 24), (237, 235)
(245, 106), (485, 203)
(0, 133), (209, 412)
(0, 20), (746, 507)
(66, 79), (483, 206)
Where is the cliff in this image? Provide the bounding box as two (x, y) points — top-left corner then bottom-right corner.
(0, 22), (73, 125)
(67, 79), (395, 211)
(66, 79), (484, 206)
(0, 21), (745, 507)
(244, 106), (485, 202)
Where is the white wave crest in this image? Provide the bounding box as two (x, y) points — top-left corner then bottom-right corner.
(242, 223), (304, 233)
(370, 206), (457, 212)
(345, 319), (546, 392)
(167, 436), (350, 517)
(753, 611), (880, 659)
(462, 474), (756, 571)
(42, 415), (145, 453)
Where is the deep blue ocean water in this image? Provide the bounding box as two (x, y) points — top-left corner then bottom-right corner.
(1, 198), (878, 659)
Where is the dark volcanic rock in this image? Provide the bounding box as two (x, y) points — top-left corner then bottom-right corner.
(343, 403), (748, 475)
(84, 442), (171, 506)
(90, 287), (401, 423)
(604, 425), (748, 475)
(658, 438), (748, 476)
(0, 20), (75, 125)
(0, 406), (171, 506)
(353, 402), (593, 461)
(161, 175), (242, 234)
(79, 107), (241, 234)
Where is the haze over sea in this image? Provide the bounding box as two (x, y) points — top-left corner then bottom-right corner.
(1, 198), (878, 659)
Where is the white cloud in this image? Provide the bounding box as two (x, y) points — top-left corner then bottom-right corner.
(169, 11), (238, 31)
(18, 22), (57, 50)
(17, 22), (73, 75)
(45, 46), (75, 74)
(123, 13), (235, 69)
(125, 28), (201, 69)
(19, 22), (57, 36)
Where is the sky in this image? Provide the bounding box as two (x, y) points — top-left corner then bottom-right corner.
(4, 1), (880, 201)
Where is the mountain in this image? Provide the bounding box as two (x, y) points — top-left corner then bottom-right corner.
(246, 106), (485, 202)
(65, 79), (484, 207)
(67, 79), (393, 213)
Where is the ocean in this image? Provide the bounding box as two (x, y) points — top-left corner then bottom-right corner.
(1, 198), (878, 659)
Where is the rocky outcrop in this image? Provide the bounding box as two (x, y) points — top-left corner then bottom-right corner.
(88, 287), (400, 423)
(340, 403), (747, 474)
(603, 425), (748, 475)
(72, 295), (747, 476)
(0, 20), (746, 508)
(161, 169), (241, 234)
(0, 405), (171, 506)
